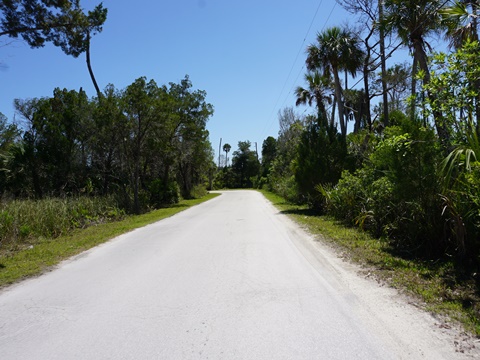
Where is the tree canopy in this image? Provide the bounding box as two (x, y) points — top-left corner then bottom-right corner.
(0, 0), (107, 57)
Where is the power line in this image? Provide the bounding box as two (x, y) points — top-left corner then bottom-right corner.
(260, 0), (324, 138)
(276, 2), (339, 118)
(262, 0), (452, 140)
(272, 0), (452, 134)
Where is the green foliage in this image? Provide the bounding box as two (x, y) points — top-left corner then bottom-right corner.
(295, 71), (332, 123)
(423, 41), (480, 142)
(148, 179), (180, 208)
(0, 0), (108, 57)
(189, 184), (208, 199)
(3, 76), (214, 215)
(0, 196), (124, 247)
(295, 118), (347, 207)
(213, 167), (235, 189)
(346, 129), (376, 170)
(440, 1), (480, 49)
(420, 42), (480, 262)
(260, 136), (277, 178)
(266, 108), (304, 202)
(306, 26), (365, 137)
(322, 119), (446, 256)
(231, 140), (260, 188)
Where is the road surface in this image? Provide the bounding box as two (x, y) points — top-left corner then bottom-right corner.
(0, 190), (475, 359)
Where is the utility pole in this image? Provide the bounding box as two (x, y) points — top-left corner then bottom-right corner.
(379, 0), (389, 126)
(218, 138), (222, 168)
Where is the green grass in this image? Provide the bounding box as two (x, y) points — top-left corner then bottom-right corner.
(260, 189), (480, 336)
(0, 196), (125, 244)
(0, 193), (220, 288)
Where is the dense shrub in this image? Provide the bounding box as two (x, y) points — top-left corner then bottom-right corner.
(269, 175), (301, 204)
(295, 121), (347, 208)
(0, 196), (124, 247)
(190, 184), (208, 199)
(323, 120), (446, 257)
(148, 179), (180, 208)
(213, 167), (235, 189)
(442, 161), (480, 264)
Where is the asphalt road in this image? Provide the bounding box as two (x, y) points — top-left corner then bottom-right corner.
(0, 190), (464, 359)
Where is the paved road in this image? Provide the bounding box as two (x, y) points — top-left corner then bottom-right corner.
(0, 191), (454, 359)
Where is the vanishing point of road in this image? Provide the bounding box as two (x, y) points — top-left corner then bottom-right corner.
(0, 191), (467, 359)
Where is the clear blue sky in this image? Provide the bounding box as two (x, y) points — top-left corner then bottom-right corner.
(1, 0), (351, 157)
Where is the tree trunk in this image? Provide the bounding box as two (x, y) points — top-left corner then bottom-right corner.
(363, 39), (372, 131)
(86, 32), (101, 98)
(333, 70), (346, 137)
(133, 157), (140, 214)
(330, 96), (337, 129)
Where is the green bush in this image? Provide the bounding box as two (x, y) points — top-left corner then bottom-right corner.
(190, 184), (208, 199)
(269, 175), (301, 204)
(442, 162), (480, 262)
(295, 122), (347, 208)
(322, 119), (445, 257)
(324, 169), (368, 224)
(148, 179), (180, 208)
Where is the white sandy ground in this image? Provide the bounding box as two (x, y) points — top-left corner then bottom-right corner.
(0, 190), (479, 359)
(273, 191), (480, 359)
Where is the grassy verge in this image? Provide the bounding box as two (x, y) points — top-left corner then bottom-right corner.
(0, 193), (220, 288)
(260, 190), (480, 336)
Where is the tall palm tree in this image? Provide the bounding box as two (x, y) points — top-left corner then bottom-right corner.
(306, 26), (365, 137)
(295, 71), (333, 127)
(384, 0), (444, 86)
(384, 0), (449, 146)
(223, 143), (231, 167)
(384, 0), (445, 78)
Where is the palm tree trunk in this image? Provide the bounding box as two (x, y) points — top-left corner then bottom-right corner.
(363, 30), (373, 131)
(363, 55), (372, 131)
(333, 70), (346, 137)
(331, 97), (337, 129)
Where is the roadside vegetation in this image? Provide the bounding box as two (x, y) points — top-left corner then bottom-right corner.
(0, 193), (219, 288)
(261, 190), (480, 336)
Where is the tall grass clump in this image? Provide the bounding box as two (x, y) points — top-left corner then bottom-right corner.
(0, 196), (124, 249)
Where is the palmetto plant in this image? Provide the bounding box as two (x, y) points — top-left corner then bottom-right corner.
(442, 121), (480, 185)
(440, 121), (480, 258)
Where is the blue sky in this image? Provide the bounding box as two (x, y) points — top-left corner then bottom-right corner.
(1, 0), (352, 156)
